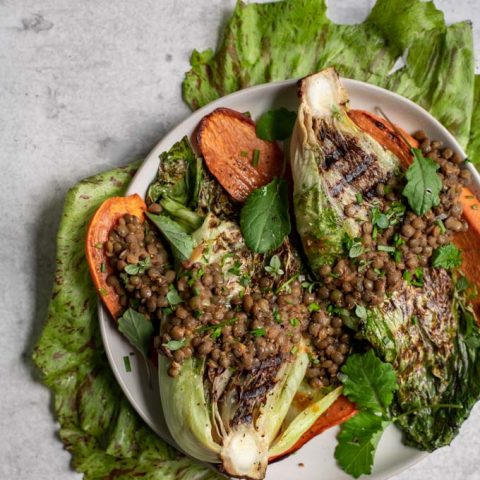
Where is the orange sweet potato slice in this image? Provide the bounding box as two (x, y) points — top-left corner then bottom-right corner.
(349, 109), (480, 315)
(196, 107), (283, 202)
(269, 396), (357, 462)
(85, 194), (147, 319)
(348, 109), (418, 164)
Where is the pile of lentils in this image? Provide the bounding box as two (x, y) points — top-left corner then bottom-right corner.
(158, 261), (351, 388)
(316, 133), (471, 309)
(104, 213), (176, 319)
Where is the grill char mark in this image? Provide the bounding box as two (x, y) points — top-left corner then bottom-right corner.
(314, 119), (390, 198)
(230, 355), (283, 427)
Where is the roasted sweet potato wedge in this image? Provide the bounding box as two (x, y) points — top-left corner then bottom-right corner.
(85, 194), (147, 318)
(197, 108), (283, 202)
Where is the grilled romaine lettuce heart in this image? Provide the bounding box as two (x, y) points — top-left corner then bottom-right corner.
(291, 67), (480, 451)
(290, 67), (399, 270)
(150, 136), (342, 479)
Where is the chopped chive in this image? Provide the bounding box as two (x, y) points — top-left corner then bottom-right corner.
(466, 195), (474, 199)
(290, 318), (300, 327)
(95, 242), (103, 249)
(240, 150), (248, 157)
(250, 327), (266, 337)
(290, 345), (298, 354)
(377, 245), (395, 253)
(252, 149), (260, 167)
(355, 192), (363, 204)
(100, 262), (106, 273)
(98, 287), (108, 296)
(123, 355), (132, 372)
(393, 250), (402, 263)
(472, 204), (479, 210)
(436, 219), (446, 234)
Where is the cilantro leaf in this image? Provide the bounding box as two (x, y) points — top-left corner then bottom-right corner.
(432, 244), (462, 269)
(240, 179), (291, 253)
(255, 108), (297, 141)
(339, 350), (398, 415)
(335, 412), (389, 478)
(118, 308), (154, 358)
(336, 351), (398, 478)
(402, 148), (441, 215)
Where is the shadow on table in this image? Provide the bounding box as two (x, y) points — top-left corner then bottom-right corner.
(21, 192), (64, 382)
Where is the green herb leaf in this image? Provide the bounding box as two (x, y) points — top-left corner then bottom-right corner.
(349, 240), (364, 258)
(335, 411), (390, 478)
(290, 318), (300, 327)
(162, 339), (186, 351)
(372, 207), (389, 229)
(455, 275), (470, 293)
(118, 308), (154, 358)
(240, 178), (291, 253)
(265, 254), (284, 276)
(403, 267), (424, 287)
(124, 256), (152, 275)
(211, 327), (222, 340)
(166, 287), (183, 306)
(432, 244), (462, 269)
(402, 148), (442, 215)
(228, 260), (242, 276)
(355, 304), (367, 321)
(308, 302), (321, 312)
(255, 107), (297, 141)
(355, 192), (363, 204)
(147, 213), (194, 262)
(339, 350), (398, 415)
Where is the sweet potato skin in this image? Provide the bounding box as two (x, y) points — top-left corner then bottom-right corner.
(197, 108), (283, 202)
(85, 194), (147, 319)
(349, 109), (480, 315)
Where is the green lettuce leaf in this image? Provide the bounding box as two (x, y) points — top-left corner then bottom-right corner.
(468, 75), (480, 167)
(183, 0), (474, 147)
(33, 163), (220, 480)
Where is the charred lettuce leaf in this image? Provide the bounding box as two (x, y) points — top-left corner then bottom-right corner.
(183, 0), (474, 147)
(359, 269), (480, 450)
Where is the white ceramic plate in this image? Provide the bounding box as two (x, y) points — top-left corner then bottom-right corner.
(99, 78), (480, 479)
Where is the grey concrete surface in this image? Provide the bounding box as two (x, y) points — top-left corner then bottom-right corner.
(1, 1), (479, 479)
